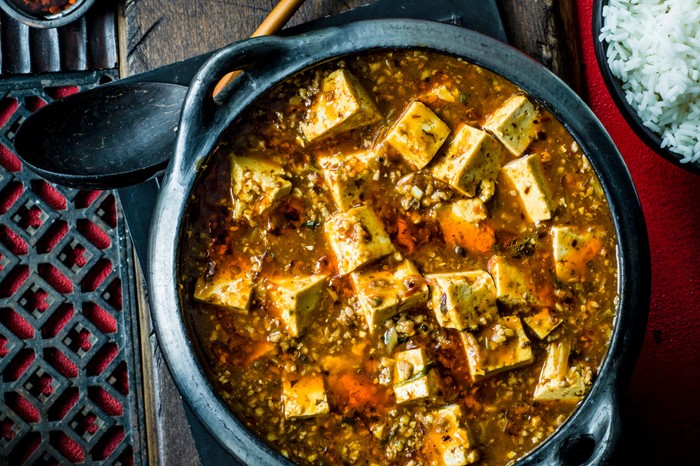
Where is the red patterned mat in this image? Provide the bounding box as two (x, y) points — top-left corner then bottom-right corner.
(0, 86), (143, 465)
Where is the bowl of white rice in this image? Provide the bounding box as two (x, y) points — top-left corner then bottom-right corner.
(594, 0), (700, 175)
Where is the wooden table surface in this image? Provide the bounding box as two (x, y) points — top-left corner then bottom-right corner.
(118, 1), (582, 464)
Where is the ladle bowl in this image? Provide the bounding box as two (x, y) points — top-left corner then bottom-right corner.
(14, 82), (187, 189)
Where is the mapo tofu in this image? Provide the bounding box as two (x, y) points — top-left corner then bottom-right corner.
(181, 50), (618, 466)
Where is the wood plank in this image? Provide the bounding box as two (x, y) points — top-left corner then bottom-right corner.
(495, 0), (585, 97)
(122, 0), (583, 89)
(123, 0), (368, 75)
(134, 258), (202, 465)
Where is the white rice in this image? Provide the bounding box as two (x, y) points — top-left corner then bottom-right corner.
(600, 0), (700, 164)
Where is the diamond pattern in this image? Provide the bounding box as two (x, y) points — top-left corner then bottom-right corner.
(13, 274), (66, 326)
(86, 191), (118, 233)
(0, 404), (31, 452)
(0, 326), (24, 375)
(17, 359), (70, 412)
(69, 401), (115, 449)
(26, 444), (64, 466)
(6, 192), (60, 248)
(57, 314), (107, 370)
(56, 236), (100, 282)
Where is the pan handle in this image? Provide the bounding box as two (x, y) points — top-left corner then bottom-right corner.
(525, 386), (621, 466)
(169, 34), (298, 180)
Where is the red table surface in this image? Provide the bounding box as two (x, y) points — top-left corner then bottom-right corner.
(576, 1), (700, 463)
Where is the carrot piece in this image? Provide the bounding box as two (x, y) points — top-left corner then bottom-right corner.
(327, 372), (384, 413)
(395, 216), (416, 252)
(243, 341), (276, 366)
(441, 219), (495, 253)
(568, 237), (603, 276)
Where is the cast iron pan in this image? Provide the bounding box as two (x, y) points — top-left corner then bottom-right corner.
(148, 19), (650, 465)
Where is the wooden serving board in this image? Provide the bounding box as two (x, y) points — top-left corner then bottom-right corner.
(119, 1), (582, 464)
(121, 0), (583, 94)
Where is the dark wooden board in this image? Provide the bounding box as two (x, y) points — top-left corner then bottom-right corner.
(122, 0), (582, 92)
(496, 0), (585, 97)
(122, 0), (368, 75)
(134, 261), (202, 465)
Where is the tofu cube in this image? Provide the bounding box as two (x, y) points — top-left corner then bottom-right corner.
(551, 226), (603, 283)
(265, 275), (328, 337)
(393, 347), (430, 384)
(430, 124), (503, 197)
(384, 101), (451, 169)
(301, 69), (382, 142)
(193, 274), (253, 313)
(393, 369), (438, 404)
(487, 255), (549, 307)
(477, 179), (496, 203)
(483, 95), (538, 156)
(424, 405), (479, 466)
(459, 316), (534, 381)
(319, 150), (379, 211)
(351, 260), (429, 332)
(534, 339), (586, 403)
(325, 205), (395, 275)
(420, 83), (460, 105)
(436, 199), (496, 254)
(502, 154), (554, 224)
(282, 376), (329, 419)
(524, 308), (563, 339)
(427, 271), (498, 331)
(230, 156), (292, 222)
(429, 84), (459, 103)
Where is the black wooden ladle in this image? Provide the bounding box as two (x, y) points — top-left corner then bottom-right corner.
(15, 82), (187, 189)
(14, 0), (305, 190)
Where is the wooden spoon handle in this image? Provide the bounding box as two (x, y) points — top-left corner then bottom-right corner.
(212, 0), (306, 96)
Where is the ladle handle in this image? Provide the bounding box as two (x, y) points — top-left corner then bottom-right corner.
(212, 0), (306, 96)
